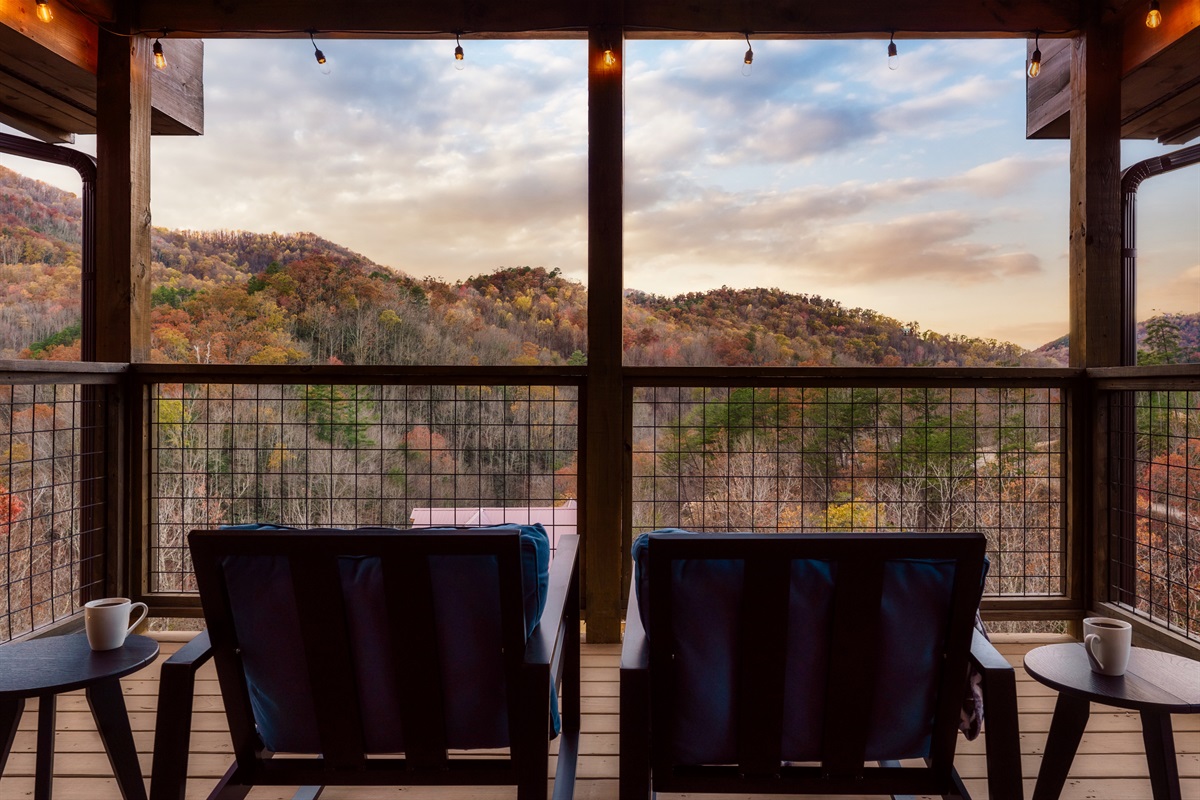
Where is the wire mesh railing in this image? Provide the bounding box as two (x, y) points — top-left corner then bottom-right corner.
(1108, 386), (1200, 640)
(0, 376), (108, 642)
(147, 380), (581, 593)
(629, 383), (1066, 597)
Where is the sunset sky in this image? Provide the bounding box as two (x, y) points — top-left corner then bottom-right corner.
(3, 37), (1197, 349)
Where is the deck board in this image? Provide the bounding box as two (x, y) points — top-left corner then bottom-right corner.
(1, 633), (1196, 800)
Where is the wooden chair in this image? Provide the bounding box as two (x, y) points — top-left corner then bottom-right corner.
(619, 531), (1023, 800)
(150, 526), (580, 800)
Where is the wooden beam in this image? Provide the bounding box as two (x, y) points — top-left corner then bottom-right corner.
(0, 100), (75, 143)
(95, 28), (152, 363)
(1069, 15), (1124, 370)
(585, 2), (623, 644)
(0, 2), (204, 135)
(149, 38), (204, 135)
(1027, 0), (1200, 142)
(137, 0), (1080, 37)
(1067, 2), (1123, 629)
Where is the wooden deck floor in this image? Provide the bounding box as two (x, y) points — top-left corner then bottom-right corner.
(1, 633), (1196, 800)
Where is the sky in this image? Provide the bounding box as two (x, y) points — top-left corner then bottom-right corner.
(2, 37), (1197, 349)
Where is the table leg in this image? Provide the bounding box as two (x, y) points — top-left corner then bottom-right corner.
(1140, 711), (1181, 800)
(87, 678), (148, 800)
(1031, 692), (1091, 800)
(35, 694), (56, 800)
(0, 696), (26, 775)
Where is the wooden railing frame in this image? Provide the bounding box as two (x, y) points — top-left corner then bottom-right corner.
(4, 360), (1198, 658)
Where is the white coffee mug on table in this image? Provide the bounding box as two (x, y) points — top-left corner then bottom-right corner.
(84, 597), (148, 651)
(1083, 616), (1132, 676)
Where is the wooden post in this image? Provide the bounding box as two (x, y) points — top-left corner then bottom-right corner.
(1068, 3), (1122, 632)
(95, 22), (152, 598)
(585, 9), (624, 643)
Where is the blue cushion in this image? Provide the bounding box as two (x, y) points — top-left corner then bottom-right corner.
(631, 529), (960, 764)
(215, 523), (554, 754)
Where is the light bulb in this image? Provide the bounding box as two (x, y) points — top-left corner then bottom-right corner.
(602, 48), (617, 67)
(454, 35), (465, 70)
(1027, 49), (1041, 78)
(742, 47), (754, 76)
(1146, 1), (1162, 28)
(36, 1), (52, 23)
(887, 40), (898, 70)
(310, 33), (331, 75)
(153, 40), (167, 70)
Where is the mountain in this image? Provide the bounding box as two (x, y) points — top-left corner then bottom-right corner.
(1035, 312), (1200, 366)
(0, 165), (1074, 367)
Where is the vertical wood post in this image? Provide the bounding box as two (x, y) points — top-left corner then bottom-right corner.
(1068, 2), (1122, 630)
(585, 7), (624, 643)
(96, 21), (153, 598)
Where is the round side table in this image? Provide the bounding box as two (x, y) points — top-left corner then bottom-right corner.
(0, 633), (159, 800)
(1024, 642), (1199, 800)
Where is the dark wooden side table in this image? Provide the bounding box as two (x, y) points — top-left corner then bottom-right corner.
(1024, 642), (1200, 800)
(0, 633), (159, 800)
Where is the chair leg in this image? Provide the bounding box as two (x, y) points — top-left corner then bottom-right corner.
(619, 666), (651, 800)
(206, 764), (252, 800)
(0, 696), (24, 776)
(980, 657), (1023, 800)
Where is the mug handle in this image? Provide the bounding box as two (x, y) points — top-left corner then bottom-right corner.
(1084, 633), (1105, 672)
(126, 601), (149, 635)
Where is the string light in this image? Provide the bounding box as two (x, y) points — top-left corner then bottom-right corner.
(742, 33), (753, 77)
(309, 30), (331, 75)
(153, 36), (167, 70)
(35, 1), (52, 23)
(1027, 31), (1041, 78)
(887, 32), (898, 70)
(602, 43), (617, 67)
(454, 33), (465, 69)
(1146, 0), (1162, 28)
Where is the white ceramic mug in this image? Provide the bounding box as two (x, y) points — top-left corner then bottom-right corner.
(1083, 616), (1132, 676)
(84, 597), (148, 651)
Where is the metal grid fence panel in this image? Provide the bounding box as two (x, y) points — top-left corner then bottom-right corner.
(631, 385), (1065, 597)
(0, 382), (106, 642)
(1108, 389), (1200, 640)
(149, 382), (580, 593)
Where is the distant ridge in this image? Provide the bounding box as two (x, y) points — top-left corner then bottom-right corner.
(0, 165), (1080, 367)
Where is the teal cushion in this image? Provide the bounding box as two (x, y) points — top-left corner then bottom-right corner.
(631, 529), (959, 764)
(216, 523), (554, 754)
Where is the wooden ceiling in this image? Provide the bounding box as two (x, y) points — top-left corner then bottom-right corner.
(1, 1), (1197, 146)
(1027, 0), (1200, 144)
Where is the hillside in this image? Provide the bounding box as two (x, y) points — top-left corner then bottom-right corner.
(0, 165), (1099, 367)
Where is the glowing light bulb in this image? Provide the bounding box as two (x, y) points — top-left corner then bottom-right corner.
(36, 1), (52, 23)
(309, 32), (331, 75)
(1146, 1), (1162, 28)
(1027, 49), (1041, 78)
(602, 48), (617, 67)
(454, 35), (465, 70)
(887, 39), (898, 70)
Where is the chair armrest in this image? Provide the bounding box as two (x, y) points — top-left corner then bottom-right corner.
(149, 631), (214, 800)
(525, 534), (580, 668)
(164, 628), (214, 670)
(967, 628), (1024, 800)
(620, 579), (648, 672)
(968, 627), (1011, 674)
